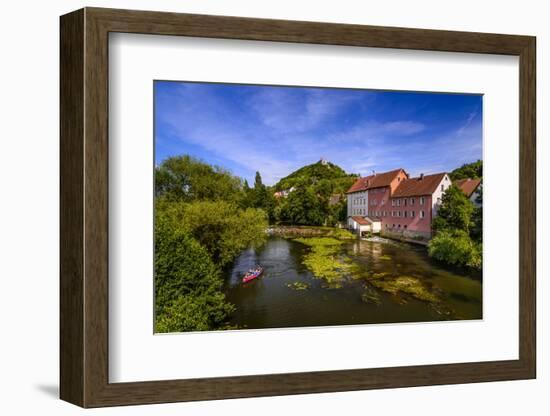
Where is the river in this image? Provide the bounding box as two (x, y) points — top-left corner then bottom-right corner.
(223, 236), (482, 330)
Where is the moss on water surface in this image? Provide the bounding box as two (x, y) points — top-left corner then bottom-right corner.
(286, 281), (310, 290)
(294, 237), (445, 304)
(369, 275), (439, 303)
(294, 237), (358, 287)
(294, 237), (344, 247)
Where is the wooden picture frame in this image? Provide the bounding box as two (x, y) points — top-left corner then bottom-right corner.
(60, 7), (536, 408)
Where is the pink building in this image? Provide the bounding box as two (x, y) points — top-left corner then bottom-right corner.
(347, 169), (452, 240)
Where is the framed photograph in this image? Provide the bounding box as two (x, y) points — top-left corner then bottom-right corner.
(60, 7), (536, 408)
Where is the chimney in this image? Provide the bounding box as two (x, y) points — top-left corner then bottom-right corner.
(419, 173), (424, 180)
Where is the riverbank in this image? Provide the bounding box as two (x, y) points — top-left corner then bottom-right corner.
(267, 225), (354, 239)
(268, 225), (430, 248)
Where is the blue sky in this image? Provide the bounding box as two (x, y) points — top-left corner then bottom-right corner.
(154, 81), (482, 186)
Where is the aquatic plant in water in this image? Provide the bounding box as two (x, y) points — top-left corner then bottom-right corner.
(294, 237), (358, 287)
(361, 286), (382, 305)
(369, 275), (439, 303)
(286, 281), (310, 290)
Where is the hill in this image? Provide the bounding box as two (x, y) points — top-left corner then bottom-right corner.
(274, 159), (356, 192)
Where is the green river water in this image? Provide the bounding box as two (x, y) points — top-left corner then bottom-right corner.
(224, 236), (482, 330)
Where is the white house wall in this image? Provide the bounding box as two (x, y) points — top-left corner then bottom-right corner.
(347, 190), (369, 217)
(431, 174), (452, 218)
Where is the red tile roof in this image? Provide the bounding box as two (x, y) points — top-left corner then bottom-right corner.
(392, 173), (447, 197)
(455, 178), (481, 197)
(346, 169), (406, 193)
(351, 216), (371, 225)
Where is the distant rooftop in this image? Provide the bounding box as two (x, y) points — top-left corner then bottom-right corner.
(455, 178), (481, 197)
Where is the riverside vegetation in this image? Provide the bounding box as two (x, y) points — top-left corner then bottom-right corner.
(429, 161), (483, 270)
(155, 155), (482, 332)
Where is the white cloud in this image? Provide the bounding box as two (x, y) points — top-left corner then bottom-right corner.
(156, 83), (481, 185)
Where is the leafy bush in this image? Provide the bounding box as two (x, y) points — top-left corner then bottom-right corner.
(154, 217), (235, 332)
(155, 155), (244, 203)
(428, 230), (482, 270)
(172, 200), (268, 266)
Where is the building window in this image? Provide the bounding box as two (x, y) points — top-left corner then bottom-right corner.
(404, 211), (407, 218)
(391, 199), (395, 206)
(410, 198), (414, 205)
(411, 211), (415, 217)
(420, 210), (425, 218)
(404, 198), (408, 206)
(420, 197), (425, 205)
(397, 199), (401, 206)
(441, 184), (444, 192)
(404, 225), (407, 229)
(398, 224), (401, 228)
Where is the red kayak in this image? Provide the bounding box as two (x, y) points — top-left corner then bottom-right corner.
(242, 267), (263, 283)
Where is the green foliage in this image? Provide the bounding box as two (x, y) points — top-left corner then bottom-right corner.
(429, 180), (482, 270)
(274, 159), (352, 192)
(154, 212), (235, 332)
(254, 171), (263, 189)
(245, 171), (277, 222)
(180, 200), (268, 266)
(428, 229), (482, 270)
(470, 185), (483, 242)
(326, 228), (355, 240)
(157, 198), (268, 267)
(155, 155), (244, 203)
(277, 183), (325, 225)
(154, 156), (270, 332)
(156, 292), (235, 333)
(450, 160), (482, 181)
(432, 184), (474, 233)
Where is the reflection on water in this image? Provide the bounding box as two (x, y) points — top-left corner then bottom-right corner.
(224, 236), (482, 330)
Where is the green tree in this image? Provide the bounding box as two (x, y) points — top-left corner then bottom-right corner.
(279, 182), (325, 225)
(428, 229), (482, 270)
(155, 155), (244, 203)
(154, 209), (235, 332)
(254, 171), (263, 189)
(432, 184), (474, 234)
(450, 160), (483, 181)
(159, 199), (268, 267)
(470, 184), (483, 242)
